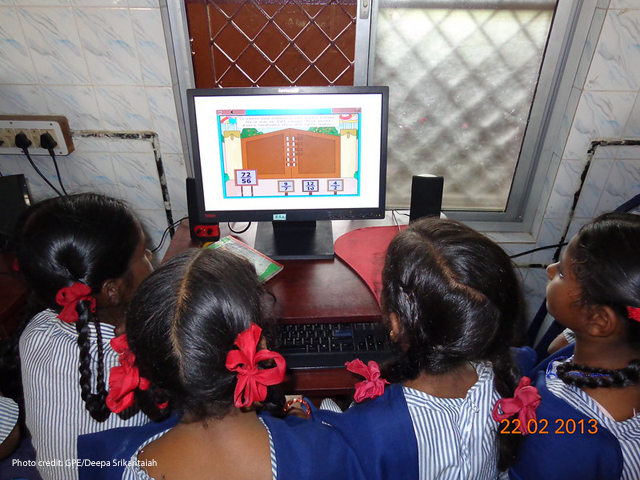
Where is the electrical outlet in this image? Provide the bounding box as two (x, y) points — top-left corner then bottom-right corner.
(0, 115), (74, 156)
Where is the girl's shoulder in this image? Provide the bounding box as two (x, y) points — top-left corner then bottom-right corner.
(21, 309), (116, 346)
(20, 309), (117, 368)
(254, 412), (369, 480)
(313, 383), (407, 424)
(0, 396), (19, 443)
(78, 415), (178, 480)
(507, 369), (625, 480)
(20, 310), (65, 348)
(308, 385), (419, 480)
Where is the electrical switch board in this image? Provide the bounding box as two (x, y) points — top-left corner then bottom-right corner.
(0, 115), (74, 156)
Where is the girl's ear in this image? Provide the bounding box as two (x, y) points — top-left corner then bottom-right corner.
(585, 305), (619, 338)
(389, 312), (410, 351)
(100, 277), (127, 307)
(389, 312), (402, 340)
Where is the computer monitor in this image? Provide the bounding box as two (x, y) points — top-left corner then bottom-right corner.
(187, 86), (389, 260)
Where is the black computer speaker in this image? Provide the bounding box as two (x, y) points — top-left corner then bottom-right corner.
(409, 174), (444, 223)
(186, 177), (220, 242)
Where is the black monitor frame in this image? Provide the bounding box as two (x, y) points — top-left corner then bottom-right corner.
(187, 86), (389, 259)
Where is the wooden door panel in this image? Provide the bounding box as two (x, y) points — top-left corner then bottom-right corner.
(293, 131), (340, 178)
(242, 133), (287, 178)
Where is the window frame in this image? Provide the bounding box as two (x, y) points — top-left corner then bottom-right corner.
(166, 0), (599, 234)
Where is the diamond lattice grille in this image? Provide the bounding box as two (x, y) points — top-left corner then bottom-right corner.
(374, 5), (555, 210)
(189, 0), (357, 87)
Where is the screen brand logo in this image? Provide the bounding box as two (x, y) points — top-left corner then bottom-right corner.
(273, 214), (287, 221)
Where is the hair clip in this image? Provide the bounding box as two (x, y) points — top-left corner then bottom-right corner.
(627, 306), (640, 322)
(106, 334), (150, 413)
(56, 282), (96, 323)
(226, 323), (286, 409)
(492, 376), (541, 435)
(346, 359), (389, 402)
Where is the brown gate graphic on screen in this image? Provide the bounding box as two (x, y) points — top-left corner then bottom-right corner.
(241, 128), (340, 179)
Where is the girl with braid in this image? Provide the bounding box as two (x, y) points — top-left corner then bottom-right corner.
(314, 217), (534, 480)
(14, 193), (153, 480)
(509, 213), (640, 480)
(78, 248), (365, 480)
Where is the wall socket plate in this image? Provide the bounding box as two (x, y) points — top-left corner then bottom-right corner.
(0, 115), (74, 156)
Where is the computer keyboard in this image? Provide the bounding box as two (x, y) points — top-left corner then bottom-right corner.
(277, 322), (393, 369)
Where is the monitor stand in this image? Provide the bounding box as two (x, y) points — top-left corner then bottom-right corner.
(254, 221), (334, 260)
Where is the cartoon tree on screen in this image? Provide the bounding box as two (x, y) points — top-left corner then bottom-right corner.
(308, 127), (339, 136)
(241, 128), (262, 138)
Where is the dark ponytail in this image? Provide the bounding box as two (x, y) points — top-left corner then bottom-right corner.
(381, 217), (526, 471)
(14, 193), (141, 422)
(128, 248), (285, 422)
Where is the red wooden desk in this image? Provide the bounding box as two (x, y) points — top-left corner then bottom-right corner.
(163, 221), (383, 398)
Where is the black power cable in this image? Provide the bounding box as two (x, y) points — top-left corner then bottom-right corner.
(40, 132), (68, 196)
(508, 242), (568, 259)
(151, 216), (188, 253)
(15, 132), (63, 197)
(228, 222), (251, 234)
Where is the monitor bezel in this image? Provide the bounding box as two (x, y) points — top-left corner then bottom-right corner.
(186, 85), (389, 224)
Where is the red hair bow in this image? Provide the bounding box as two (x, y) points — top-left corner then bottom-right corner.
(346, 359), (389, 402)
(225, 323), (286, 409)
(55, 282), (96, 323)
(627, 306), (640, 322)
(106, 334), (150, 413)
(492, 376), (541, 435)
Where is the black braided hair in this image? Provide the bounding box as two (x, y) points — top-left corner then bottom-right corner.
(128, 248), (284, 423)
(556, 360), (640, 388)
(381, 217), (526, 471)
(491, 349), (526, 470)
(75, 304), (110, 421)
(13, 193), (141, 422)
(556, 213), (640, 390)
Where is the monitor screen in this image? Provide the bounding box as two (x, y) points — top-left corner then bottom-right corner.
(187, 86), (389, 259)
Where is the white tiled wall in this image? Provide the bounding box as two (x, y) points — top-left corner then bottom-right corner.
(0, 0), (638, 313)
(0, 0), (186, 260)
(512, 2), (640, 324)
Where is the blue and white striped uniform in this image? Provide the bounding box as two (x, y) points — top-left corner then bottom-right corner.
(0, 396), (19, 444)
(20, 310), (149, 480)
(404, 363), (501, 480)
(121, 416), (278, 480)
(547, 359), (640, 480)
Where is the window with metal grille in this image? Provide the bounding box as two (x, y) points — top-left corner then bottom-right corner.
(372, 2), (555, 212)
(175, 0), (590, 227)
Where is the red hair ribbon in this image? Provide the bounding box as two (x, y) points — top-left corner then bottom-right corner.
(627, 306), (640, 322)
(106, 334), (150, 413)
(225, 323), (286, 409)
(492, 376), (541, 435)
(55, 282), (96, 323)
(346, 359), (389, 402)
